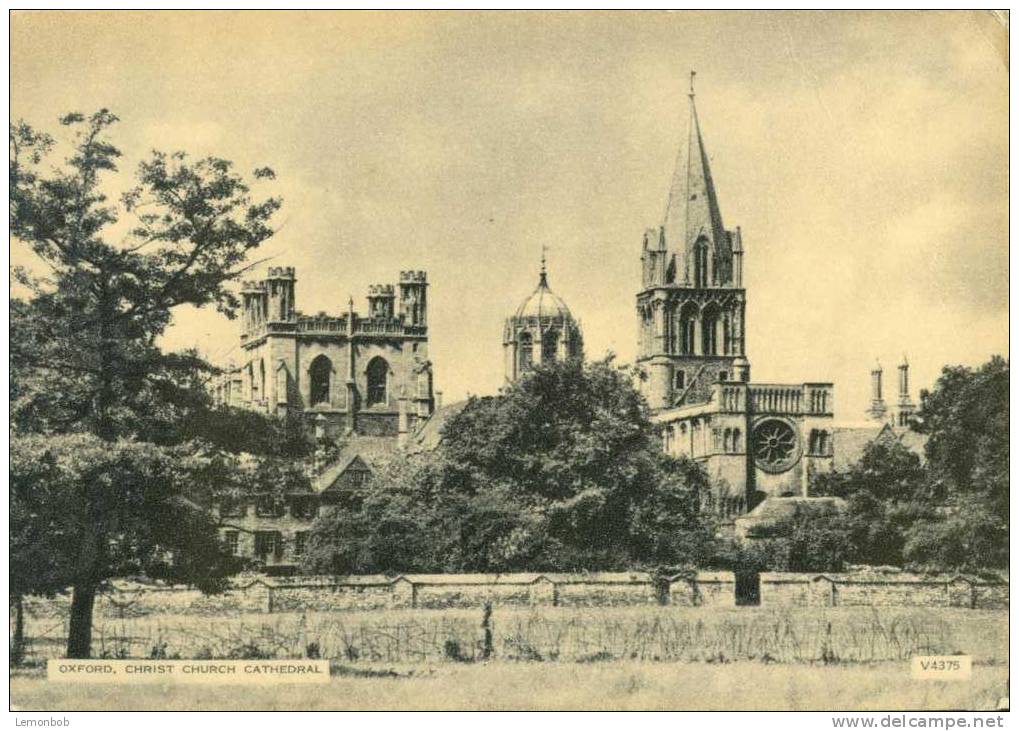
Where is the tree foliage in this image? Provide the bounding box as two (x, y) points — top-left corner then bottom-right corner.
(10, 434), (241, 599)
(807, 356), (1008, 572)
(306, 358), (720, 574)
(10, 109), (280, 439)
(9, 109), (281, 657)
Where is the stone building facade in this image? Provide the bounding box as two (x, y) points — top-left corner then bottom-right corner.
(503, 260), (583, 383)
(212, 266), (435, 440)
(641, 85), (836, 517)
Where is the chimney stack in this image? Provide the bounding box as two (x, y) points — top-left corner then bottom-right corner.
(866, 360), (888, 422)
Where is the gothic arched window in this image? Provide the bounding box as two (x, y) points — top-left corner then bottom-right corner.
(694, 240), (710, 287)
(259, 360), (266, 403)
(542, 330), (559, 363)
(519, 333), (533, 372)
(679, 303), (698, 354)
(309, 355), (331, 407)
(568, 334), (582, 359)
(702, 304), (720, 356)
(276, 364), (288, 405)
(366, 357), (389, 407)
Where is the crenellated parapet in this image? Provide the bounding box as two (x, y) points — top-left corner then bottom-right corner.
(241, 280), (267, 293)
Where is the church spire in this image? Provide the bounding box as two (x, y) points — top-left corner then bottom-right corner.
(663, 72), (727, 271)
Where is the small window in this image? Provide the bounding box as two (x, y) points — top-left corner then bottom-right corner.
(675, 371), (685, 390)
(256, 495), (284, 518)
(254, 531), (282, 560)
(294, 531), (309, 558)
(290, 497), (318, 520)
(219, 498), (245, 518)
(719, 371), (728, 382)
(348, 470), (370, 487)
(224, 530), (239, 556)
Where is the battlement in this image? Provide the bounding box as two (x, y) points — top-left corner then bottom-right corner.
(368, 284), (395, 296)
(266, 266), (296, 280)
(400, 270), (427, 283)
(241, 280), (267, 293)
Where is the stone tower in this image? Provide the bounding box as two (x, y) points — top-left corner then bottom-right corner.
(866, 361), (888, 422)
(637, 78), (748, 411)
(503, 255), (583, 383)
(232, 266), (434, 437)
(890, 357), (917, 426)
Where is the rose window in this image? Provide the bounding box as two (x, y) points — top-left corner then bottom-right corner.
(752, 419), (800, 473)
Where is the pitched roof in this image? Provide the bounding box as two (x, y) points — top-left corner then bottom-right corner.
(892, 426), (929, 456)
(663, 91), (728, 259)
(831, 424), (886, 471)
(409, 399), (471, 452)
(311, 436), (399, 493)
(831, 422), (927, 471)
(735, 496), (846, 539)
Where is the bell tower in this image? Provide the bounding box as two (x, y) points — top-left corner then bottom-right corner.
(637, 73), (748, 411)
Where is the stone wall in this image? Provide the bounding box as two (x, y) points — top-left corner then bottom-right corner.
(21, 572), (735, 618)
(759, 571), (1008, 609)
(19, 570), (1005, 620)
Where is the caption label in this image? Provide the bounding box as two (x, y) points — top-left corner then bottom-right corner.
(910, 655), (972, 681)
(47, 659), (330, 684)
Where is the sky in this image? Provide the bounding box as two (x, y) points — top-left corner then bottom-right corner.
(10, 11), (1009, 420)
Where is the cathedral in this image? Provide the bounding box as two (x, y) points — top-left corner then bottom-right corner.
(637, 82), (838, 517)
(210, 78), (929, 570)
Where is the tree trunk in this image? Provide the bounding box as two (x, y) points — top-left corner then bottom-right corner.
(66, 584), (96, 659)
(11, 595), (25, 665)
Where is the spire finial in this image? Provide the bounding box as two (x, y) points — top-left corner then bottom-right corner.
(689, 70), (696, 99)
(539, 244), (549, 286)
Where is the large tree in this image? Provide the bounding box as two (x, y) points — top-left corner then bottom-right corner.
(811, 440), (932, 567)
(809, 356), (1008, 572)
(10, 110), (280, 657)
(905, 356), (1008, 571)
(10, 435), (242, 658)
(306, 357), (720, 573)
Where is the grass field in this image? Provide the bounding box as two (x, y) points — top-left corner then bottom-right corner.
(10, 661), (1009, 711)
(19, 606), (1008, 665)
(12, 606), (1008, 711)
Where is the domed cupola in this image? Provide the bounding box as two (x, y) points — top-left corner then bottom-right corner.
(503, 253), (583, 383)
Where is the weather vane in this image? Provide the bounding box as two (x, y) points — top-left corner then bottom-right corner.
(689, 70), (697, 97)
